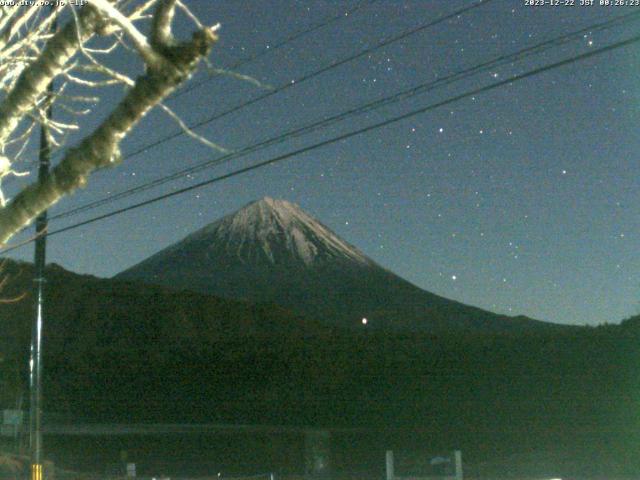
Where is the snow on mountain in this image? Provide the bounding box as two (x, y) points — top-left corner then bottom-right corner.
(118, 198), (561, 333)
(166, 197), (371, 267)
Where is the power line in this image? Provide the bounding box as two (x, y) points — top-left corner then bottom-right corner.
(168, 0), (378, 101)
(50, 9), (640, 221)
(0, 31), (632, 253)
(48, 0), (378, 165)
(118, 0), (494, 162)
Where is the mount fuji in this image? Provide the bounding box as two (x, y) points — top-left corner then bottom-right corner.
(117, 197), (560, 332)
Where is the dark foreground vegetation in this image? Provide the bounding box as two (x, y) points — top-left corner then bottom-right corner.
(0, 260), (638, 478)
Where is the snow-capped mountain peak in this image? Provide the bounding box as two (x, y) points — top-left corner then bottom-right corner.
(117, 197), (558, 333)
(177, 197), (371, 266)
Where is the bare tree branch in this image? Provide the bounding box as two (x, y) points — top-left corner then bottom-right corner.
(151, 0), (176, 48)
(89, 0), (164, 67)
(158, 101), (229, 153)
(0, 13), (219, 243)
(0, 5), (101, 149)
(0, 0), (222, 244)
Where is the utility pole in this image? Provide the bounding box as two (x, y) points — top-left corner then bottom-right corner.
(29, 49), (53, 480)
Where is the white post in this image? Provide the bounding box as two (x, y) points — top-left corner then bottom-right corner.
(386, 450), (394, 480)
(453, 450), (463, 480)
(304, 430), (331, 479)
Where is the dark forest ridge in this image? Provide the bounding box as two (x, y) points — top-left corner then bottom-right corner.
(0, 257), (636, 477)
(117, 197), (568, 333)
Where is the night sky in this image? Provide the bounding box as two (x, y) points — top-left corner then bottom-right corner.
(4, 0), (640, 326)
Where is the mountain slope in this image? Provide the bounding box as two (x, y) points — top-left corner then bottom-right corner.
(0, 259), (329, 363)
(117, 197), (564, 333)
(0, 258), (342, 424)
(0, 259), (634, 478)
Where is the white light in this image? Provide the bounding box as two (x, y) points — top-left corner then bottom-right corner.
(362, 318), (368, 325)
